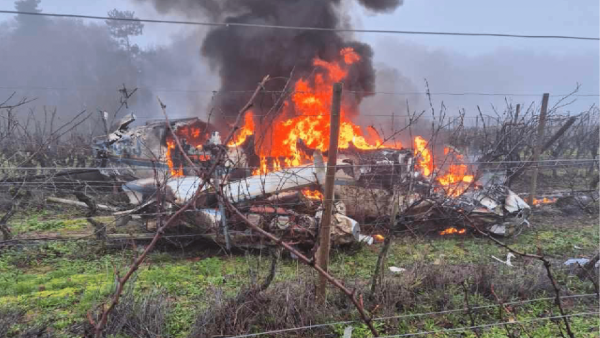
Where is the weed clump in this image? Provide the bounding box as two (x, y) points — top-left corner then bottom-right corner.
(189, 277), (346, 337)
(0, 307), (24, 337)
(189, 262), (584, 337)
(83, 285), (171, 338)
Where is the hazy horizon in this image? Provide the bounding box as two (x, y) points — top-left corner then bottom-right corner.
(0, 0), (597, 125)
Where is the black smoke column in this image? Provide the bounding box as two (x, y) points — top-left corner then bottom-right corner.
(137, 0), (402, 126)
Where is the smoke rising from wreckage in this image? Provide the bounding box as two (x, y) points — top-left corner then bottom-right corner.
(133, 0), (404, 127)
(92, 110), (532, 248)
(1, 1), (599, 337)
(92, 0), (531, 246)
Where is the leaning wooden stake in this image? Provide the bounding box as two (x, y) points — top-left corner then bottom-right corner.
(316, 82), (343, 303)
(528, 93), (549, 205)
(508, 115), (577, 186)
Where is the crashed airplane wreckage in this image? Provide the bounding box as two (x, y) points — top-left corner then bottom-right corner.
(91, 114), (532, 249)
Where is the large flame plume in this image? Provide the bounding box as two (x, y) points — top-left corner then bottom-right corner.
(163, 47), (475, 192)
(229, 47), (399, 175)
(222, 53), (476, 190)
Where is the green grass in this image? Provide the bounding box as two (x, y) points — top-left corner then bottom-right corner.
(10, 206), (103, 235)
(1, 213), (598, 337)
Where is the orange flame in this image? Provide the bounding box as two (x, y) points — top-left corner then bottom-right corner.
(414, 136), (433, 177)
(301, 189), (324, 200)
(166, 139), (184, 177)
(437, 165), (475, 197)
(413, 142), (475, 196)
(437, 165), (472, 185)
(228, 111), (255, 147)
(437, 147), (475, 196)
(440, 227), (466, 235)
(250, 47), (399, 175)
(253, 157), (268, 176)
(341, 47), (361, 64)
(532, 197), (557, 205)
(164, 121), (211, 176)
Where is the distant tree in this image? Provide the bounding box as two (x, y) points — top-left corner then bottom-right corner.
(14, 0), (47, 35)
(105, 9), (144, 57)
(14, 0), (41, 12)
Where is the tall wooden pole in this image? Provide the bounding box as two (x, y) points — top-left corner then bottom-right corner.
(528, 93), (549, 205)
(316, 82), (343, 303)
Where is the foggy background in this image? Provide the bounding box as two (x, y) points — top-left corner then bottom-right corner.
(0, 0), (597, 133)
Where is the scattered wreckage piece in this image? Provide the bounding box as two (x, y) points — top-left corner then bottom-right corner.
(94, 115), (217, 181)
(330, 148), (420, 222)
(46, 197), (117, 212)
(161, 152), (326, 205)
(121, 152), (325, 206)
(117, 152), (367, 247)
(97, 114), (533, 248)
(115, 150), (531, 250)
(455, 184), (531, 236)
(400, 184), (531, 236)
(318, 149), (530, 237)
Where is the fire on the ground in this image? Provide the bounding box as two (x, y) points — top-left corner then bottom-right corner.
(95, 47), (531, 248)
(97, 114), (531, 248)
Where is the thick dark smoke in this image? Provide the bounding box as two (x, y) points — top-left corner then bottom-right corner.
(137, 0), (402, 126)
(358, 0), (403, 12)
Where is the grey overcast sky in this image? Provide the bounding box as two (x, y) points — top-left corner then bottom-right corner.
(0, 0), (598, 115)
(2, 0), (597, 55)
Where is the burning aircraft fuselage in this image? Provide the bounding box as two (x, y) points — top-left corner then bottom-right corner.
(93, 45), (530, 248)
(95, 109), (530, 247)
(94, 117), (219, 180)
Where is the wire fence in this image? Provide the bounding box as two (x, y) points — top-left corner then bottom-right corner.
(221, 294), (599, 338)
(379, 312), (599, 338)
(1, 10), (598, 41)
(0, 158), (597, 171)
(1, 85), (598, 97)
(0, 6), (598, 338)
